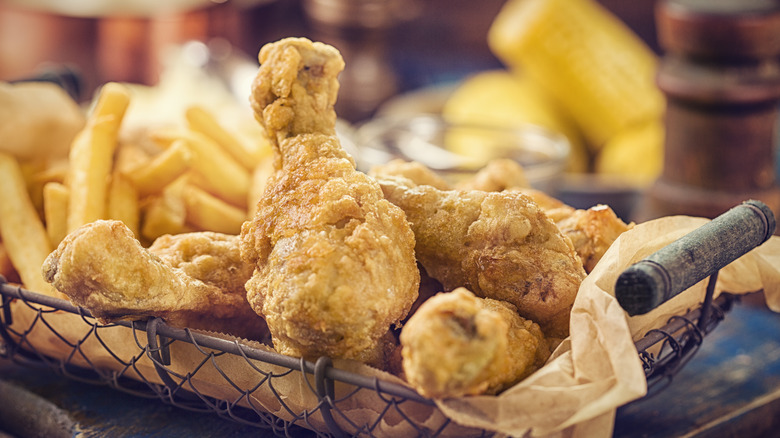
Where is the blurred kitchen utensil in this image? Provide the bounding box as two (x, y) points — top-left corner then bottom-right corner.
(639, 0), (780, 224)
(356, 113), (570, 194)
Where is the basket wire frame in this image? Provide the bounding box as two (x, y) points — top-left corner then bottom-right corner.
(0, 272), (734, 437)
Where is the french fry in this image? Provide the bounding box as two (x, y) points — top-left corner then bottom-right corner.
(42, 181), (70, 247)
(140, 176), (189, 241)
(23, 160), (66, 218)
(185, 105), (264, 169)
(181, 184), (246, 234)
(177, 131), (251, 208)
(30, 159), (69, 185)
(148, 126), (190, 147)
(0, 152), (61, 297)
(66, 82), (131, 233)
(0, 241), (21, 284)
(140, 192), (187, 242)
(107, 172), (140, 237)
(114, 142), (151, 174)
(125, 139), (192, 196)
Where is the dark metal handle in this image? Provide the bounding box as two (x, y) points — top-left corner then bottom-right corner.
(616, 200), (776, 316)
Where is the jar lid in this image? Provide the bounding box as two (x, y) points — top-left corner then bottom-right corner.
(656, 0), (780, 59)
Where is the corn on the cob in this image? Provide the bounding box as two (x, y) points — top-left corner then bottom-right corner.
(596, 119), (664, 185)
(488, 0), (665, 149)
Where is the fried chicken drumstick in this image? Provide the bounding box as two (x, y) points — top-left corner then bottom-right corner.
(374, 159), (632, 274)
(240, 38), (419, 366)
(400, 288), (550, 398)
(453, 159), (633, 272)
(42, 220), (268, 341)
(370, 168), (586, 338)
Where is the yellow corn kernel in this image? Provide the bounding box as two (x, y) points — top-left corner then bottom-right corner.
(488, 0), (665, 148)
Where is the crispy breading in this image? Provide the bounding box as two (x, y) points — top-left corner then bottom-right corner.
(554, 204), (632, 273)
(42, 220), (268, 341)
(370, 159), (451, 190)
(400, 288), (549, 398)
(148, 231), (255, 301)
(240, 38), (419, 366)
(371, 172), (585, 337)
(454, 157), (530, 192)
(373, 158), (632, 274)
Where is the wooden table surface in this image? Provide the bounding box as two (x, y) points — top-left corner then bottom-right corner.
(614, 296), (780, 438)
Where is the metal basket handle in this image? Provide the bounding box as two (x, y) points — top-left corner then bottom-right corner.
(616, 200), (776, 316)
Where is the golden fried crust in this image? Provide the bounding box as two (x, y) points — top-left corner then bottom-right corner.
(378, 159), (631, 274)
(148, 232), (255, 300)
(372, 174), (585, 338)
(241, 38), (419, 366)
(517, 188), (574, 216)
(369, 159), (452, 190)
(400, 288), (548, 398)
(251, 37), (344, 145)
(42, 220), (269, 341)
(462, 184), (631, 274)
(454, 158), (530, 192)
(554, 204), (633, 273)
(456, 165), (632, 273)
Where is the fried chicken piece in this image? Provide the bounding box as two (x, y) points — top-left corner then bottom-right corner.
(492, 193), (631, 273)
(554, 204), (632, 273)
(370, 172), (585, 337)
(42, 220), (268, 341)
(449, 159), (573, 219)
(148, 231), (256, 304)
(370, 159), (451, 190)
(501, 191), (632, 272)
(456, 161), (634, 271)
(400, 288), (549, 398)
(240, 38), (419, 366)
(373, 159), (632, 274)
(518, 188), (573, 216)
(454, 157), (530, 192)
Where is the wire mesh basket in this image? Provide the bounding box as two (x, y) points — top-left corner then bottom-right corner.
(0, 280), (740, 437)
(0, 200), (774, 437)
(0, 282), (478, 437)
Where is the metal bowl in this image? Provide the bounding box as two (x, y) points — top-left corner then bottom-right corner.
(355, 113), (570, 194)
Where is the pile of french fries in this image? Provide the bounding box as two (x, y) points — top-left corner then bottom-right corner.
(0, 81), (274, 298)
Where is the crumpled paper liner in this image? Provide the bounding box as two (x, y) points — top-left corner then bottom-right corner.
(433, 215), (780, 437)
(5, 214), (780, 437)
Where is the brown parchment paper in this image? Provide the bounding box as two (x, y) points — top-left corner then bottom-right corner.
(433, 215), (780, 437)
(6, 214), (780, 437)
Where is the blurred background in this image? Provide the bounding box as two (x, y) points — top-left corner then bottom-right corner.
(0, 0), (659, 121)
(1, 0), (778, 224)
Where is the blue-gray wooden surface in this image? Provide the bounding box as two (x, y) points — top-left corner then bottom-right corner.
(614, 297), (780, 437)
